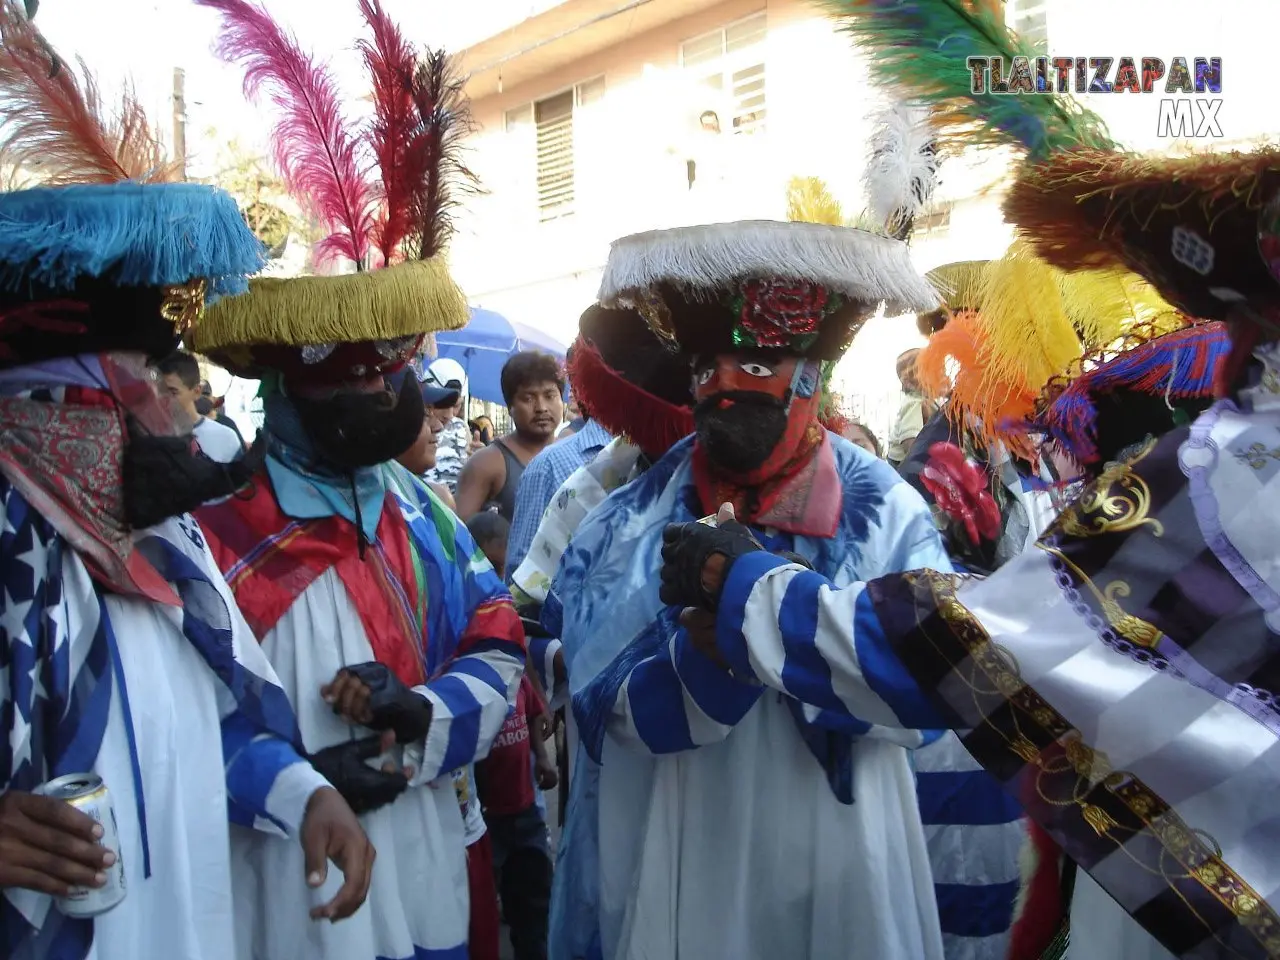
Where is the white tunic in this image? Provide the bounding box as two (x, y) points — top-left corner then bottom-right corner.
(599, 701), (942, 960)
(5, 517), (325, 960)
(554, 438), (949, 960)
(230, 569), (470, 960)
(216, 470), (525, 960)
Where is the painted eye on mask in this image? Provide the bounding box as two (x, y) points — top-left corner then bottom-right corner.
(695, 367), (716, 386)
(738, 360), (775, 378)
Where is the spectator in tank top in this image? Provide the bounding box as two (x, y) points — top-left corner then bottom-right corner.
(455, 351), (565, 521)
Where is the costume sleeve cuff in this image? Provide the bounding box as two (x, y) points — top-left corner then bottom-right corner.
(715, 551), (795, 680)
(264, 761), (332, 838)
(530, 636), (567, 710)
(672, 629), (763, 725)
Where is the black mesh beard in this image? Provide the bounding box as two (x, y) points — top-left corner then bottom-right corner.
(693, 392), (788, 474)
(290, 374), (426, 469)
(122, 420), (262, 530)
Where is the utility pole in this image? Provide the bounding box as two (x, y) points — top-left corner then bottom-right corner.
(172, 67), (187, 181)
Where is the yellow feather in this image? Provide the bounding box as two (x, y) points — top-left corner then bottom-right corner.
(979, 240), (1080, 393)
(786, 176), (845, 226)
(1057, 267), (1186, 353)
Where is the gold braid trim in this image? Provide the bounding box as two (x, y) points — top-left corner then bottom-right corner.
(910, 570), (1280, 957)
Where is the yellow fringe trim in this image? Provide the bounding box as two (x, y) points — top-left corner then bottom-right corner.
(187, 257), (469, 353)
(925, 260), (990, 312)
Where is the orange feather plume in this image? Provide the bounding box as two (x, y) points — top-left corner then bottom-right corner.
(0, 2), (173, 185)
(917, 308), (1039, 460)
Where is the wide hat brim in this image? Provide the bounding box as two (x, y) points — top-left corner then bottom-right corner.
(597, 221), (940, 359)
(1004, 147), (1280, 321)
(187, 258), (469, 381)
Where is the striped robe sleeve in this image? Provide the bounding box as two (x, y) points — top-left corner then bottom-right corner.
(409, 514), (527, 785)
(222, 714), (329, 837)
(578, 619), (766, 758)
(714, 552), (949, 732)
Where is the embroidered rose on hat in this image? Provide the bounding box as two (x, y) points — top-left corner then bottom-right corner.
(730, 278), (841, 350)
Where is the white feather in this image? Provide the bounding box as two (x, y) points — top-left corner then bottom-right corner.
(597, 220), (940, 315)
(864, 100), (940, 240)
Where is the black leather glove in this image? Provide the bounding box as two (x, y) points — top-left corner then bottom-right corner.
(340, 662), (433, 744)
(521, 616), (553, 639)
(777, 551), (813, 570)
(308, 735), (408, 816)
(659, 519), (764, 611)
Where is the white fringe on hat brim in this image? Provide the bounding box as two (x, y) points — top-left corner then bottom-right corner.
(598, 220), (940, 314)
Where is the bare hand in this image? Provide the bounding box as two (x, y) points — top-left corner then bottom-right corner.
(321, 671), (374, 727)
(300, 787), (376, 922)
(535, 759), (559, 791)
(0, 790), (114, 896)
(679, 607), (729, 671)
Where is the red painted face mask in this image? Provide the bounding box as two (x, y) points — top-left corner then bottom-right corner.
(691, 352), (824, 487)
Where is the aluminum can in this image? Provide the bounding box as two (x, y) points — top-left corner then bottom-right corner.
(32, 773), (126, 917)
(696, 514), (718, 527)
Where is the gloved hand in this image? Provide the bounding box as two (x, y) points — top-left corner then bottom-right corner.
(324, 662), (433, 744)
(659, 518), (764, 611)
(308, 735), (409, 816)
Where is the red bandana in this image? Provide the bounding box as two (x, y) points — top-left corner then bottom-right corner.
(0, 355), (183, 606)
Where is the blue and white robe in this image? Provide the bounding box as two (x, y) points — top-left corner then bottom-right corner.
(1, 485), (328, 960)
(549, 435), (950, 960)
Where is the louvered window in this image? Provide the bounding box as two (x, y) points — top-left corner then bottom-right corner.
(535, 90), (574, 221)
(506, 76), (606, 223)
(680, 12), (767, 135)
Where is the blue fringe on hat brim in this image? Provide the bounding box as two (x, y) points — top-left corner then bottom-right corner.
(0, 182), (266, 301)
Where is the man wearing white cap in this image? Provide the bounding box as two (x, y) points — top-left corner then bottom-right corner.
(423, 357), (472, 493)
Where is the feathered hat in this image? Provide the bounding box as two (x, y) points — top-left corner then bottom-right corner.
(917, 260), (987, 335)
(566, 304), (694, 460)
(186, 0), (473, 385)
(822, 0), (1280, 328)
(1005, 149), (1280, 324)
(0, 2), (264, 368)
(916, 242), (1186, 455)
(598, 220), (939, 360)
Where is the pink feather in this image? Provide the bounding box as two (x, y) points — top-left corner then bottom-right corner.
(357, 0), (422, 265)
(196, 0), (374, 268)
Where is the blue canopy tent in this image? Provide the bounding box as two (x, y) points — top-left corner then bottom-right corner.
(435, 307), (568, 405)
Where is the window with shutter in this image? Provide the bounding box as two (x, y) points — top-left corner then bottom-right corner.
(680, 12), (767, 136)
(535, 90), (574, 221)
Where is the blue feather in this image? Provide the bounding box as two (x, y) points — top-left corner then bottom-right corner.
(0, 182), (266, 301)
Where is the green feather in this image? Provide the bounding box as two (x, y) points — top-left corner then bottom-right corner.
(820, 0), (1117, 158)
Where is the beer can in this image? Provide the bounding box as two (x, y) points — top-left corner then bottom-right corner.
(33, 773), (126, 917)
(696, 514), (718, 527)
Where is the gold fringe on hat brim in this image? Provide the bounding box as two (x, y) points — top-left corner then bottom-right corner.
(1057, 267), (1186, 353)
(187, 257), (469, 354)
(1003, 145), (1280, 274)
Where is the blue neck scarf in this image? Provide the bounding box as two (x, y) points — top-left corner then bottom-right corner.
(262, 392), (386, 543)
